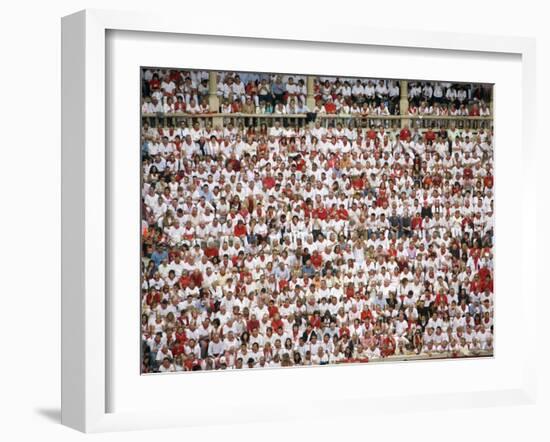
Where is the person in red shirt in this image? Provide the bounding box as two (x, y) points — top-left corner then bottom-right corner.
(262, 174), (276, 190)
(174, 97), (186, 113)
(366, 126), (377, 141)
(148, 73), (160, 92)
(234, 219), (247, 238)
(310, 251), (323, 269)
(376, 188), (388, 207)
(324, 97), (337, 114)
(231, 155), (243, 171)
(175, 326), (187, 344)
(268, 300), (279, 319)
(424, 127), (436, 143)
(326, 152), (338, 168)
(184, 354), (197, 371)
(313, 206), (328, 221)
(145, 290), (162, 306)
(339, 325), (350, 338)
(337, 204), (349, 220)
(351, 173), (365, 191)
(169, 70), (182, 83)
(231, 99), (241, 113)
(435, 292), (448, 307)
(380, 334), (396, 357)
(204, 242), (219, 260)
(295, 156), (306, 171)
(309, 312), (322, 329)
(423, 174), (433, 187)
(387, 241), (398, 258)
(179, 270), (192, 288)
(478, 265), (491, 282)
(247, 316), (260, 333)
(172, 341), (186, 358)
(399, 125), (411, 141)
(411, 213), (423, 231)
(361, 306), (373, 322)
(271, 313), (284, 332)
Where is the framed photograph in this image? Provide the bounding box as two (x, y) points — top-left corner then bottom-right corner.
(62, 9), (537, 433)
(139, 66), (495, 374)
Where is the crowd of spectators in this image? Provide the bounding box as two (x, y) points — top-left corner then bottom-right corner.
(141, 68), (492, 118)
(141, 69), (494, 374)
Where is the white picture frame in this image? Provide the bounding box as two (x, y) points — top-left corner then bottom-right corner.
(61, 9), (538, 433)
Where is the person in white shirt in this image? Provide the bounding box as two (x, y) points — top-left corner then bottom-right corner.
(365, 343), (381, 360)
(388, 80), (400, 113)
(446, 86), (458, 105)
(408, 82), (422, 106)
(364, 80), (376, 104)
(158, 357), (176, 373)
(231, 75), (246, 103)
(375, 79), (388, 106)
(352, 79), (365, 102)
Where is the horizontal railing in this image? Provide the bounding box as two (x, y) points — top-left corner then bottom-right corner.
(142, 112), (493, 130)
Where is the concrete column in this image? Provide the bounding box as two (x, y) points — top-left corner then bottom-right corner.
(489, 85), (494, 118)
(399, 80), (409, 129)
(208, 71), (219, 108)
(306, 75), (316, 112)
(306, 76), (317, 128)
(208, 71), (223, 129)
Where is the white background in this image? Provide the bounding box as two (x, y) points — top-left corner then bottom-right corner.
(109, 29), (524, 417)
(0, 0), (548, 441)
